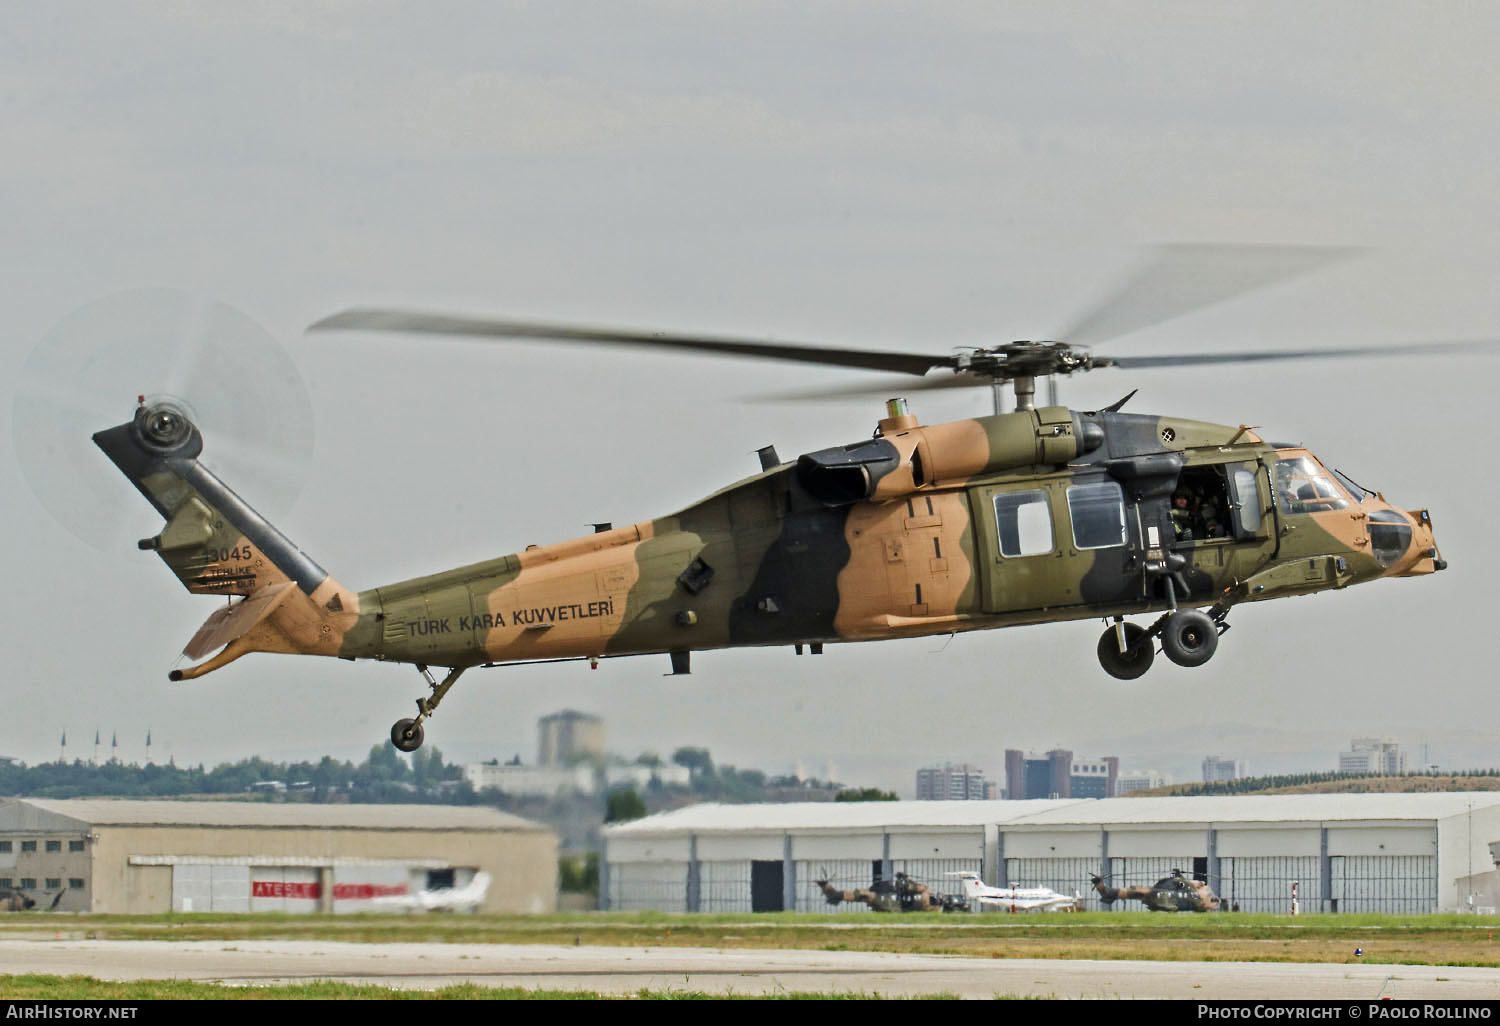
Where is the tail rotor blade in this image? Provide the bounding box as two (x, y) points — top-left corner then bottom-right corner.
(13, 290), (315, 554)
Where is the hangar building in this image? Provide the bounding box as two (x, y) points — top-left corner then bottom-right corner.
(0, 798), (557, 914)
(602, 794), (1500, 914)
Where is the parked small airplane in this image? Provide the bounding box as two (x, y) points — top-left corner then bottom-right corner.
(372, 872), (490, 913)
(946, 872), (1079, 912)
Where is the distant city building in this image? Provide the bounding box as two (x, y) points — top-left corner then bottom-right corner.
(1070, 757), (1120, 799)
(1006, 749), (1069, 799)
(464, 763), (596, 797)
(603, 763), (692, 791)
(1004, 749), (1118, 799)
(1340, 737), (1408, 776)
(915, 763), (996, 800)
(1202, 755), (1246, 783)
(1117, 770), (1173, 795)
(537, 710), (605, 767)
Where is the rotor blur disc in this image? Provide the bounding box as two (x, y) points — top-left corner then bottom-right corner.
(12, 289), (315, 554)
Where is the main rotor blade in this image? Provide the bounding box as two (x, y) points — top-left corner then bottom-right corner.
(1109, 338), (1500, 370)
(751, 370), (995, 401)
(311, 308), (956, 377)
(753, 338), (1500, 401)
(1055, 244), (1363, 349)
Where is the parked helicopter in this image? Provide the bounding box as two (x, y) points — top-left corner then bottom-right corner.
(814, 871), (963, 912)
(86, 248), (1482, 751)
(1090, 869), (1221, 912)
(1, 886), (64, 912)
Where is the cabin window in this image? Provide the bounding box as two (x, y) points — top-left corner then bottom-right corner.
(1067, 481), (1127, 550)
(993, 490), (1053, 557)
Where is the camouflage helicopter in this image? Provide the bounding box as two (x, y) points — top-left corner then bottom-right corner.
(87, 247), (1484, 752)
(814, 871), (963, 912)
(1090, 869), (1221, 912)
(1, 886), (64, 912)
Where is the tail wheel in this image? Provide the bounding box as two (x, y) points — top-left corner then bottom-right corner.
(1097, 622), (1154, 680)
(1161, 609), (1218, 667)
(391, 718), (424, 752)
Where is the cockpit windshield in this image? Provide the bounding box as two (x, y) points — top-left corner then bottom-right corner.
(1331, 467), (1375, 502)
(1275, 455), (1358, 514)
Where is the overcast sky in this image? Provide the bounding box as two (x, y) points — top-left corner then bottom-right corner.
(5, 2), (1500, 792)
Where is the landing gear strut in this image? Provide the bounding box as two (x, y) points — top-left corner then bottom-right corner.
(390, 664), (467, 752)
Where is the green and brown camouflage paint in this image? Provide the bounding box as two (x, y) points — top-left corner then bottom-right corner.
(95, 397), (1443, 690)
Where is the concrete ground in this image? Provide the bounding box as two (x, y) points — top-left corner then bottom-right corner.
(3, 938), (1499, 999)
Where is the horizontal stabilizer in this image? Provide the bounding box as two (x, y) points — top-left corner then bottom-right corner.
(183, 582), (295, 660)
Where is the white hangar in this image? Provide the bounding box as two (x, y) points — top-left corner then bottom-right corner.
(0, 798), (557, 914)
(601, 793), (1500, 914)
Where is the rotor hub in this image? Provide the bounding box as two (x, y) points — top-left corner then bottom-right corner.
(956, 342), (1112, 383)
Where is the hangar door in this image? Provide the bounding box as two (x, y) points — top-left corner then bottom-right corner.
(1217, 856), (1320, 914)
(1329, 856), (1436, 913)
(172, 864), (249, 913)
(607, 862), (688, 912)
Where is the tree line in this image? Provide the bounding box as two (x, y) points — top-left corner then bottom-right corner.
(0, 745), (469, 804)
(1151, 768), (1500, 797)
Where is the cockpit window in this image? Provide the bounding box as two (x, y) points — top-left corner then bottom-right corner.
(1367, 509), (1412, 567)
(1332, 468), (1373, 503)
(1275, 456), (1351, 514)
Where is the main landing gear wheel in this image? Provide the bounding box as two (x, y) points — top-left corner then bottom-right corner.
(1161, 609), (1218, 668)
(391, 718), (424, 753)
(1097, 622), (1154, 680)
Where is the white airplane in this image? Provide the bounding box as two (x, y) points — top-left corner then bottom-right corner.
(372, 872), (491, 913)
(946, 872), (1079, 913)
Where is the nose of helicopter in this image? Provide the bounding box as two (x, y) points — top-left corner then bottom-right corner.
(1389, 508), (1445, 577)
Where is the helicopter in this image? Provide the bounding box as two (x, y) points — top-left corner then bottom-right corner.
(814, 870), (963, 912)
(1, 886), (64, 912)
(1089, 869), (1221, 912)
(87, 247), (1479, 752)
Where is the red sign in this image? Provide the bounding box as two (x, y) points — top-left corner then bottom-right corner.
(332, 883), (409, 900)
(251, 880), (321, 900)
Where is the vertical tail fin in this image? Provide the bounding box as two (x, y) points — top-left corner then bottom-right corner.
(93, 399), (327, 597)
(94, 400), (370, 676)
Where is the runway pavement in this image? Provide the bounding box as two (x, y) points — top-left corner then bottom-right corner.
(3, 938), (1499, 999)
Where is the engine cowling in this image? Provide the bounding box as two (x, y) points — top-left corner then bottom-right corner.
(795, 406), (1104, 506)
